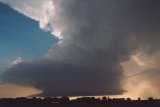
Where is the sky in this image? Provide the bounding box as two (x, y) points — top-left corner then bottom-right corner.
(0, 0), (160, 99)
(0, 2), (57, 71)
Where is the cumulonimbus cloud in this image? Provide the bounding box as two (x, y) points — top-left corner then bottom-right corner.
(1, 0), (160, 97)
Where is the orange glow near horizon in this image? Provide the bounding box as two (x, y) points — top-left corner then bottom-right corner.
(120, 54), (159, 100)
(0, 84), (42, 98)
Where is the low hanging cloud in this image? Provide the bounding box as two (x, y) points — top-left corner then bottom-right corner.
(1, 0), (160, 97)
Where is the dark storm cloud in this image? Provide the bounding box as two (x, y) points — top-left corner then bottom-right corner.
(1, 60), (124, 96)
(1, 0), (160, 96)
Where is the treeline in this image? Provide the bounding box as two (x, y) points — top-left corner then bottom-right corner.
(0, 96), (160, 107)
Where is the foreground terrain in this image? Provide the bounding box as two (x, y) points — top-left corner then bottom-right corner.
(0, 97), (159, 107)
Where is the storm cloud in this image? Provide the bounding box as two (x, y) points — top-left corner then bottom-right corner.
(1, 0), (160, 97)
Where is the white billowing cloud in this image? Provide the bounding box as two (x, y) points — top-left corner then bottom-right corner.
(11, 57), (22, 65)
(0, 0), (63, 39)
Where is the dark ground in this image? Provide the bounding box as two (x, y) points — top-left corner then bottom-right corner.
(0, 97), (159, 107)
